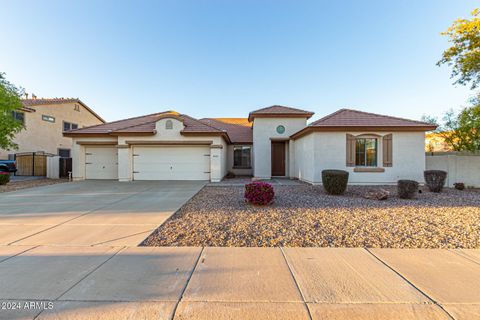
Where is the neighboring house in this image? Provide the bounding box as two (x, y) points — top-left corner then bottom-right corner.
(0, 98), (105, 160)
(64, 106), (436, 184)
(425, 132), (453, 152)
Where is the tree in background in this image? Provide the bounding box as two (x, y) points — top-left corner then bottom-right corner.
(441, 96), (480, 151)
(0, 72), (24, 151)
(438, 8), (480, 89)
(420, 115), (440, 130)
(435, 9), (480, 151)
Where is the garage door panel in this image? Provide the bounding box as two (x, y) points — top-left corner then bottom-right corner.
(133, 146), (210, 181)
(85, 147), (118, 180)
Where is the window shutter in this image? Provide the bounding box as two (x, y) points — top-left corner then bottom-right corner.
(383, 134), (393, 167)
(346, 134), (355, 167)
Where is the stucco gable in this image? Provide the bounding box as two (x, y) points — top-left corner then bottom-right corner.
(22, 98), (105, 123)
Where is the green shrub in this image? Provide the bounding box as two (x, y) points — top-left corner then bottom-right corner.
(321, 170), (349, 195)
(0, 173), (10, 185)
(397, 180), (418, 199)
(424, 170), (447, 193)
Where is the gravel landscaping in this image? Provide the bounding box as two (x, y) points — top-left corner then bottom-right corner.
(0, 178), (67, 193)
(142, 184), (480, 248)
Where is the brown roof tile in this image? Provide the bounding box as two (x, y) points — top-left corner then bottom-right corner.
(23, 98), (80, 106)
(291, 109), (437, 139)
(212, 118), (251, 127)
(310, 109), (436, 128)
(64, 111), (227, 139)
(248, 105), (314, 121)
(66, 112), (169, 134)
(200, 118), (252, 143)
(22, 98), (105, 123)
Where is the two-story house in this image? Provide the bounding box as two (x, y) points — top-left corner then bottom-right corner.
(0, 98), (105, 160)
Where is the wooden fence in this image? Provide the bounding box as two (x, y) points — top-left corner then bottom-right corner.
(15, 152), (53, 176)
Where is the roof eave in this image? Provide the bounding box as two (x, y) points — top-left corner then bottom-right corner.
(109, 131), (156, 136)
(20, 106), (36, 113)
(63, 132), (113, 138)
(181, 131), (232, 144)
(63, 131), (156, 137)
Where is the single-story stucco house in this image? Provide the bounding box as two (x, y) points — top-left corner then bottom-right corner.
(64, 105), (436, 184)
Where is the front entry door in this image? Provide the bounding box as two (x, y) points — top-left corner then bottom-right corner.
(271, 141), (286, 176)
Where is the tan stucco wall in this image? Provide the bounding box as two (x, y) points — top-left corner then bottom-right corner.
(293, 131), (426, 185)
(0, 102), (103, 159)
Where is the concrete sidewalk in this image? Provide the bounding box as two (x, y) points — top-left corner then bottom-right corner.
(0, 246), (479, 320)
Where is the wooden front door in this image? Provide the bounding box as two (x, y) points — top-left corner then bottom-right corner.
(271, 141), (286, 176)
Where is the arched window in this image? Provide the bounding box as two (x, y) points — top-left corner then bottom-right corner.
(165, 120), (173, 130)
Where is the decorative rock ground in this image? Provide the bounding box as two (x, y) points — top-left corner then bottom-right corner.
(142, 185), (480, 248)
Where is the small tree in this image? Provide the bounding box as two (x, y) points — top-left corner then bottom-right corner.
(442, 99), (480, 151)
(0, 73), (24, 151)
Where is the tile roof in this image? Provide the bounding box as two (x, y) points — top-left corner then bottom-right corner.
(211, 118), (251, 127)
(64, 111), (227, 138)
(248, 105), (314, 121)
(22, 98), (81, 106)
(200, 118), (252, 143)
(310, 109), (437, 128)
(291, 108), (437, 139)
(22, 98), (105, 123)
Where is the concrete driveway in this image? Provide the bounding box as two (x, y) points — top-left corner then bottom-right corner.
(0, 180), (205, 246)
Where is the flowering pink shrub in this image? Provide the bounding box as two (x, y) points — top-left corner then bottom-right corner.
(244, 181), (274, 205)
(0, 172), (10, 185)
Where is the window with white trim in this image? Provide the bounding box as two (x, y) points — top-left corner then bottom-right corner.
(42, 115), (55, 123)
(165, 119), (173, 130)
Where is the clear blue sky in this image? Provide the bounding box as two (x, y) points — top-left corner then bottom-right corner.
(1, 0), (477, 123)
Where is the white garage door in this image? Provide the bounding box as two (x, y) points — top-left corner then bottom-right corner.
(133, 146), (210, 180)
(85, 146), (118, 180)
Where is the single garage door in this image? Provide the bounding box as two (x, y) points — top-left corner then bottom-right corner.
(85, 146), (118, 179)
(133, 146), (210, 180)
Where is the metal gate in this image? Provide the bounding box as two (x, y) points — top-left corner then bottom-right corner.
(59, 158), (72, 178)
(15, 152), (53, 176)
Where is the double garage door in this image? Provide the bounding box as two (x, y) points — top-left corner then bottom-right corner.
(84, 145), (210, 180)
(132, 146), (210, 180)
